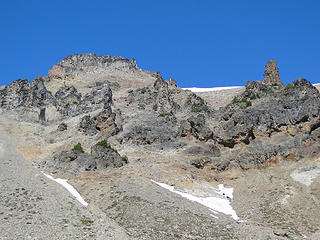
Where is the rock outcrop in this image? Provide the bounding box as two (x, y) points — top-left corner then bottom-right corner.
(197, 77), (320, 170)
(47, 53), (157, 88)
(1, 55), (319, 174)
(0, 77), (55, 110)
(79, 107), (120, 137)
(264, 60), (283, 86)
(51, 141), (127, 173)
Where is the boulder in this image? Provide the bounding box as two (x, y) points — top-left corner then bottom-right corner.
(91, 144), (124, 169)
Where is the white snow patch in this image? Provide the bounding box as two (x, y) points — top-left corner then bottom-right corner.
(290, 166), (320, 186)
(210, 214), (219, 219)
(182, 86), (241, 92)
(42, 172), (88, 206)
(218, 184), (234, 200)
(183, 83), (319, 93)
(151, 180), (240, 221)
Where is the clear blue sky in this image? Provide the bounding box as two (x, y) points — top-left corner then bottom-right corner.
(0, 0), (319, 87)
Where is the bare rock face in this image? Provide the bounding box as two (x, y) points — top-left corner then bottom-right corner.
(264, 60), (283, 86)
(47, 53), (157, 88)
(207, 77), (320, 170)
(78, 107), (121, 137)
(0, 77), (55, 110)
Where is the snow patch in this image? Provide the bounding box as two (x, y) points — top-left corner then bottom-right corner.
(182, 86), (241, 92)
(183, 83), (320, 93)
(151, 180), (240, 221)
(290, 166), (320, 186)
(218, 184), (234, 200)
(42, 172), (88, 206)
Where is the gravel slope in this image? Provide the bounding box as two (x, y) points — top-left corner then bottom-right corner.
(0, 127), (129, 240)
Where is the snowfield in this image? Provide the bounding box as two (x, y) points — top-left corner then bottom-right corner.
(151, 180), (241, 221)
(182, 86), (242, 92)
(42, 172), (88, 206)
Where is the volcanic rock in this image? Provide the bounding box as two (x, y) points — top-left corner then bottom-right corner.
(264, 60), (283, 86)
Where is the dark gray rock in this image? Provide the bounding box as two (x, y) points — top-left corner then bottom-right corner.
(79, 115), (98, 136)
(57, 122), (68, 131)
(185, 144), (221, 156)
(39, 108), (46, 123)
(213, 78), (320, 148)
(50, 142), (127, 173)
(52, 150), (97, 173)
(179, 115), (213, 141)
(0, 77), (55, 110)
(78, 108), (121, 137)
(121, 116), (180, 145)
(190, 157), (211, 169)
(91, 145), (124, 169)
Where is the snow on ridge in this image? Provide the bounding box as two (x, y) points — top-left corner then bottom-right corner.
(183, 83), (320, 93)
(182, 86), (242, 92)
(42, 172), (88, 207)
(151, 180), (240, 221)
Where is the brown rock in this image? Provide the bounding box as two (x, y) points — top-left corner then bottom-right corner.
(264, 60), (283, 86)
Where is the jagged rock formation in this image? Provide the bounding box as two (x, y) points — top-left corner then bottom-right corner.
(79, 107), (120, 137)
(2, 55), (320, 239)
(47, 53), (157, 88)
(0, 76), (116, 122)
(0, 77), (55, 110)
(118, 73), (210, 147)
(1, 56), (319, 173)
(190, 77), (320, 170)
(264, 60), (283, 86)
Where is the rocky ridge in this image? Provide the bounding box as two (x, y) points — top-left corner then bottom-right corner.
(1, 55), (320, 239)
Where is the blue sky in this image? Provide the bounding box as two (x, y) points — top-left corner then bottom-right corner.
(0, 0), (319, 87)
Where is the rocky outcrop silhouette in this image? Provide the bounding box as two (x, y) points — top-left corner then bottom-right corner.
(264, 60), (283, 86)
(47, 53), (157, 88)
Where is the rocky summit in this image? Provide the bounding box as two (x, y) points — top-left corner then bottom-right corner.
(1, 54), (320, 240)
